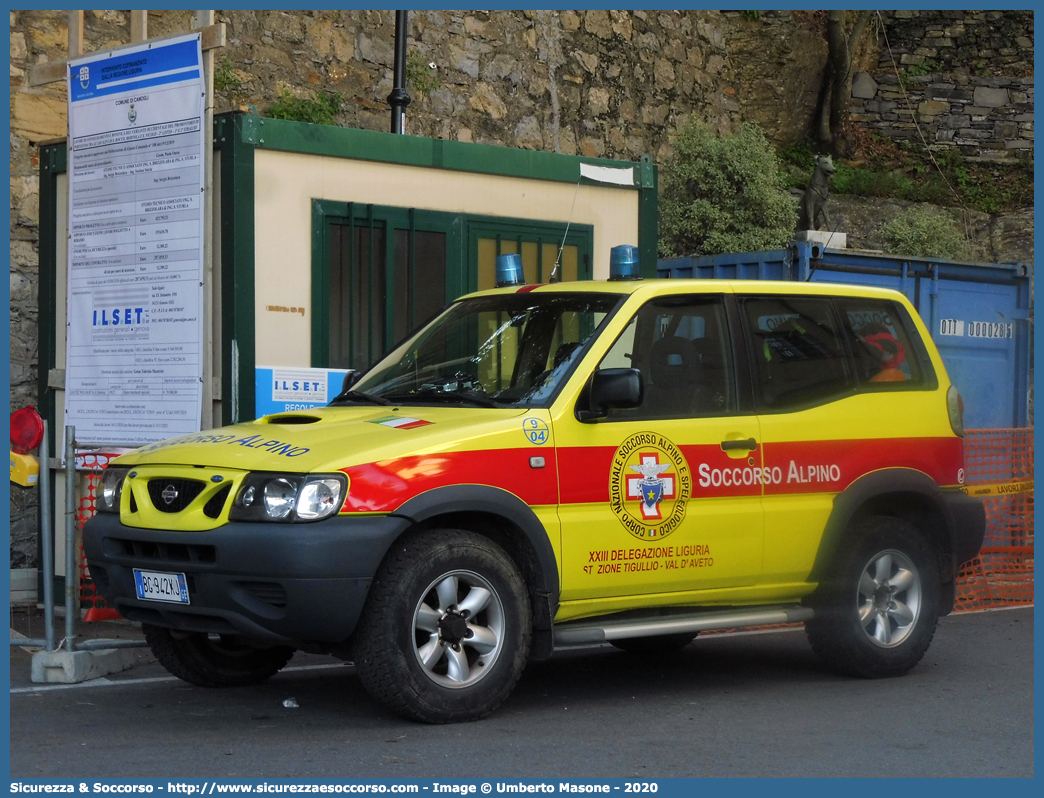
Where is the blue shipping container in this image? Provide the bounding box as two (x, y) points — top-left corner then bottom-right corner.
(658, 241), (1032, 430)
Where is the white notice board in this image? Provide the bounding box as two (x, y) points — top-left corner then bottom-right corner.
(65, 34), (205, 446)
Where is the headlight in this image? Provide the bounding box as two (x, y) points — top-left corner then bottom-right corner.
(264, 478), (298, 520)
(296, 478), (343, 519)
(230, 473), (347, 523)
(98, 467), (130, 513)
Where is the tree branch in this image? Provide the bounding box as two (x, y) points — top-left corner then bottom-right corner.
(848, 11), (873, 65)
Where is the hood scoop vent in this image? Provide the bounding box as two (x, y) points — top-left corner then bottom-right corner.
(265, 415), (322, 425)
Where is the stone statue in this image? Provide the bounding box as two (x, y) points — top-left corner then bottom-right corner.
(798, 155), (836, 231)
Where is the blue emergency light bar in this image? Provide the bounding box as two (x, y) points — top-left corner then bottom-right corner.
(495, 253), (525, 288)
(609, 244), (641, 281)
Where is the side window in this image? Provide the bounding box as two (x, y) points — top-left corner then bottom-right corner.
(599, 315), (636, 370)
(597, 295), (735, 419)
(741, 296), (850, 411)
(836, 299), (926, 388)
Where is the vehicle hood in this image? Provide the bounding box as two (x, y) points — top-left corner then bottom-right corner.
(114, 405), (534, 473)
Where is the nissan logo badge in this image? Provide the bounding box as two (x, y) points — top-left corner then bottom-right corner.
(161, 484), (179, 505)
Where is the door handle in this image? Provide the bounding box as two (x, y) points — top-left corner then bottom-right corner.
(720, 438), (757, 452)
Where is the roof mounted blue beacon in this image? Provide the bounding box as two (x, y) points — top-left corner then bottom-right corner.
(609, 244), (642, 281)
(495, 253), (525, 288)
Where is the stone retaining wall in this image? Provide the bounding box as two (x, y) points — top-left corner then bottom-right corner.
(851, 9), (1034, 160)
(827, 194), (1033, 265)
(877, 9), (1033, 78)
(851, 72), (1033, 161)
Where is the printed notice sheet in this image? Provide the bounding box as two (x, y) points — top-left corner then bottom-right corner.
(66, 34), (205, 445)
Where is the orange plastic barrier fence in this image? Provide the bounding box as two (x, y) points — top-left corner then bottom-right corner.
(76, 454), (121, 621)
(954, 428), (1034, 612)
(75, 430), (1032, 623)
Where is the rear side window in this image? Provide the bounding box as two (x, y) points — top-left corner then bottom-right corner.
(741, 296), (850, 411)
(836, 298), (928, 388)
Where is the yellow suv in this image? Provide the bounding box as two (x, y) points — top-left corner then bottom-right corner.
(84, 270), (985, 723)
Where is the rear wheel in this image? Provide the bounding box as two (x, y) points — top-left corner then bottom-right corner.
(806, 516), (940, 678)
(610, 632), (698, 653)
(142, 624), (294, 687)
(353, 529), (531, 723)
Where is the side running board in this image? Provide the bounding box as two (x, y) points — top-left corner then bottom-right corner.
(553, 605), (814, 647)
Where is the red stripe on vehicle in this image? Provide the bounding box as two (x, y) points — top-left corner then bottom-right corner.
(557, 446), (617, 504)
(558, 437), (963, 504)
(516, 284), (545, 293)
(558, 443), (764, 503)
(759, 437), (963, 495)
(340, 448), (558, 513)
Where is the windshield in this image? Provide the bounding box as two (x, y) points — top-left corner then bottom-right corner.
(344, 292), (624, 407)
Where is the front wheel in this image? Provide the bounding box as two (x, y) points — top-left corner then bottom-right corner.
(142, 624), (295, 687)
(353, 530), (532, 723)
(805, 516), (940, 678)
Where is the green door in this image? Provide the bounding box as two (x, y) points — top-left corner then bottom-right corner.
(313, 202), (594, 371)
(314, 203), (460, 371)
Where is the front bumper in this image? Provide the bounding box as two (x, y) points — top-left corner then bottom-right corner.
(82, 513), (411, 645)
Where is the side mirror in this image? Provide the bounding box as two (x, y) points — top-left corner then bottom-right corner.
(340, 370), (360, 392)
(577, 368), (643, 422)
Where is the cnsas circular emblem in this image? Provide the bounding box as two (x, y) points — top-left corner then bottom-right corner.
(609, 432), (692, 541)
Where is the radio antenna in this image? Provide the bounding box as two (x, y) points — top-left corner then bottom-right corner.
(549, 178), (581, 283)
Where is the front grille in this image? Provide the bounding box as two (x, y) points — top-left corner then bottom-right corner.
(147, 478), (206, 513)
(237, 581), (288, 609)
(203, 484), (232, 519)
(108, 537), (216, 565)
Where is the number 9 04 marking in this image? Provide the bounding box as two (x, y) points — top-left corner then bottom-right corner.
(523, 418), (549, 445)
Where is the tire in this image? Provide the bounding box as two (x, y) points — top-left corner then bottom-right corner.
(610, 632), (698, 653)
(353, 529), (532, 723)
(142, 624), (295, 687)
(805, 516), (940, 679)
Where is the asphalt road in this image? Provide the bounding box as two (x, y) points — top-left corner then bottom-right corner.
(9, 607), (1033, 778)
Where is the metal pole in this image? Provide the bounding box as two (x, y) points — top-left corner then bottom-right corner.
(40, 421), (55, 651)
(12, 638), (50, 649)
(64, 426), (77, 651)
(388, 10), (411, 134)
(195, 10), (216, 431)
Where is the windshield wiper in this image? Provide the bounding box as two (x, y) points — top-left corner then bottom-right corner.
(328, 390), (393, 406)
(384, 389), (502, 408)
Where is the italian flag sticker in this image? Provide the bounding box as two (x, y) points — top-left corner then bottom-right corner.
(370, 416), (433, 430)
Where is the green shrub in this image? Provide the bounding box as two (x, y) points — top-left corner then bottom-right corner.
(897, 60), (939, 90)
(267, 88), (344, 126)
(406, 51), (440, 97)
(214, 58), (243, 94)
(879, 207), (970, 261)
(778, 136), (1033, 214)
(778, 139), (817, 173)
(659, 120), (797, 258)
(831, 163), (916, 198)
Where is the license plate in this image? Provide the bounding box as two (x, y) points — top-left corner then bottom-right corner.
(133, 569), (190, 605)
